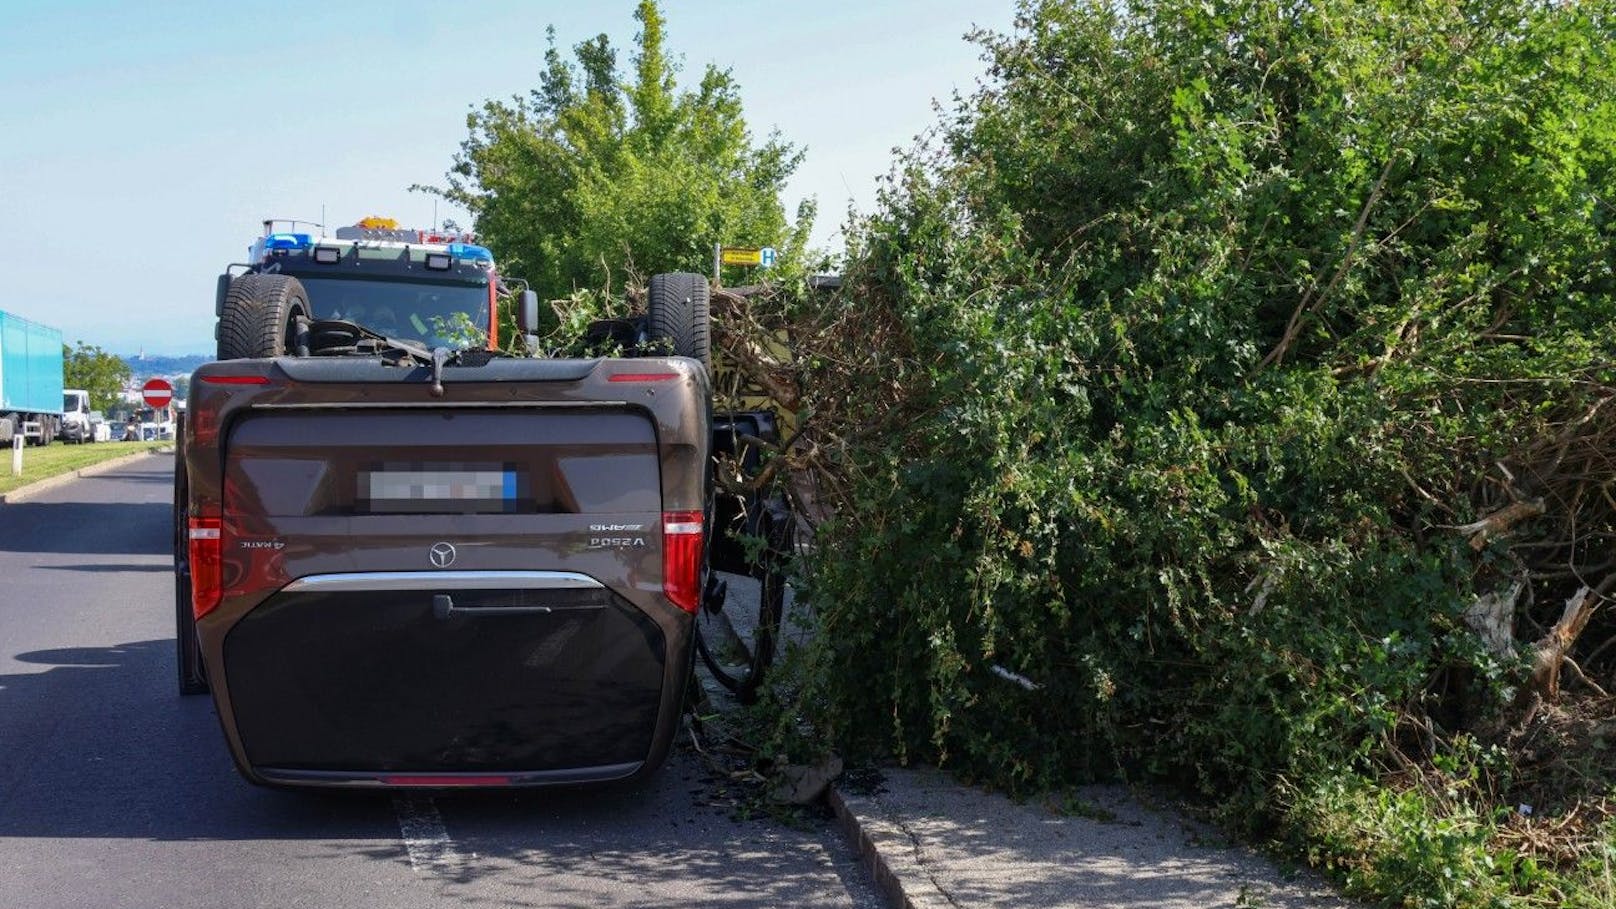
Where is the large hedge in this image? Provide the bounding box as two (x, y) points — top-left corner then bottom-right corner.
(763, 1), (1616, 903)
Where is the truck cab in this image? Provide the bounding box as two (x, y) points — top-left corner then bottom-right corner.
(216, 218), (502, 359)
(59, 389), (92, 443)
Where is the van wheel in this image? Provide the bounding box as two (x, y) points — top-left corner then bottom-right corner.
(217, 274), (310, 360)
(695, 503), (790, 704)
(174, 455), (207, 696)
(646, 273), (711, 373)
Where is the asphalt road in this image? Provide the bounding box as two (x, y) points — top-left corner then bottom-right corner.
(0, 454), (881, 909)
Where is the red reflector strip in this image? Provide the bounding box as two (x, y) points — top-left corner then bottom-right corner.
(199, 375), (272, 385)
(607, 372), (679, 382)
(382, 775), (512, 787)
(188, 516), (223, 620)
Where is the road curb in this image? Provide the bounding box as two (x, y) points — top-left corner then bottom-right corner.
(0, 448), (169, 504)
(829, 783), (946, 909)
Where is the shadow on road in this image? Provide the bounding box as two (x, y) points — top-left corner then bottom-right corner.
(0, 638), (879, 906)
(334, 758), (878, 908)
(0, 639), (387, 841)
(0, 453), (883, 906)
(84, 468), (173, 485)
(0, 502), (171, 555)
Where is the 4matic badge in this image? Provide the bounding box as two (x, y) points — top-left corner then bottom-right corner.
(238, 539), (286, 551)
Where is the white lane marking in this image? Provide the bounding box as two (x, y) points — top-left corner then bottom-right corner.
(393, 795), (463, 877)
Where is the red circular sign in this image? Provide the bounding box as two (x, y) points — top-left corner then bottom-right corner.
(142, 378), (174, 408)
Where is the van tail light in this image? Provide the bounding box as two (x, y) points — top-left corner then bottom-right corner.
(188, 516), (223, 620)
(190, 373), (274, 445)
(662, 510), (704, 613)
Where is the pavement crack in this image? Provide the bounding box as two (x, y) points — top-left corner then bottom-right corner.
(886, 805), (965, 909)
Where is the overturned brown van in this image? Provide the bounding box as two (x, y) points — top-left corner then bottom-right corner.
(174, 220), (740, 789)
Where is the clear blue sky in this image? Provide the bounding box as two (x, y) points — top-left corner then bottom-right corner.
(0, 1), (1013, 356)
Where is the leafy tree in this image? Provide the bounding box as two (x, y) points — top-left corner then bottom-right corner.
(62, 342), (131, 412)
(424, 1), (810, 319)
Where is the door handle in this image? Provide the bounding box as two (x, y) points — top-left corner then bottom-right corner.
(432, 593), (554, 620)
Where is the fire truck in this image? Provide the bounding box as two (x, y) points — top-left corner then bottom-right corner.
(214, 217), (503, 359)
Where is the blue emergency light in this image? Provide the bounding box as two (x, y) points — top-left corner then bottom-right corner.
(265, 233), (314, 251)
(449, 242), (493, 263)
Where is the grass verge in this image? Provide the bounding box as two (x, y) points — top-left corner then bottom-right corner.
(0, 441), (167, 496)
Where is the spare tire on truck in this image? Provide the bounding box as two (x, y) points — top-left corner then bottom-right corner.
(645, 272), (711, 373)
(216, 274), (310, 360)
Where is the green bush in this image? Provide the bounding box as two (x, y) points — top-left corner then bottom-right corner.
(762, 1), (1616, 904)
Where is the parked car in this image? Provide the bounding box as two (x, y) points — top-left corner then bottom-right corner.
(88, 411), (112, 442)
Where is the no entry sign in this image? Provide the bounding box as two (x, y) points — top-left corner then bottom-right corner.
(142, 378), (174, 409)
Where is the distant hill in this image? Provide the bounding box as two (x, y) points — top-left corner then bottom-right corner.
(122, 354), (211, 378)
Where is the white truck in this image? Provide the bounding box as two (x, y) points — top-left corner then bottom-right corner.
(59, 389), (95, 443)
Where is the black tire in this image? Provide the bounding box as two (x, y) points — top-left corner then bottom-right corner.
(174, 451), (207, 696)
(216, 273), (310, 360)
(646, 272), (711, 372)
(695, 505), (790, 704)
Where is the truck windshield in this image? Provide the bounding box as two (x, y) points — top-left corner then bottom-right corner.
(298, 277), (490, 349)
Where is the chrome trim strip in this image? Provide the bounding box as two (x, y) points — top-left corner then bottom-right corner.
(281, 570), (604, 593)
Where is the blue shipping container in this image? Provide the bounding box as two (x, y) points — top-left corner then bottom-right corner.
(0, 311), (65, 417)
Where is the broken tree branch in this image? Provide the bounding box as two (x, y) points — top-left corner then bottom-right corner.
(1453, 498), (1546, 550)
(1527, 583), (1605, 701)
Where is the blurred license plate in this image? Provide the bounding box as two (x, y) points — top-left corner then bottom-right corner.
(359, 463), (523, 514)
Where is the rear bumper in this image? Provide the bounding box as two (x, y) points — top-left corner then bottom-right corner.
(198, 570), (694, 790)
(254, 762), (643, 790)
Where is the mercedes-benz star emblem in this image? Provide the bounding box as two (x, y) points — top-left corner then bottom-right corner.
(429, 542), (457, 569)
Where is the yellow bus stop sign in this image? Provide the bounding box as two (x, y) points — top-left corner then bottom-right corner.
(720, 247), (763, 266)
